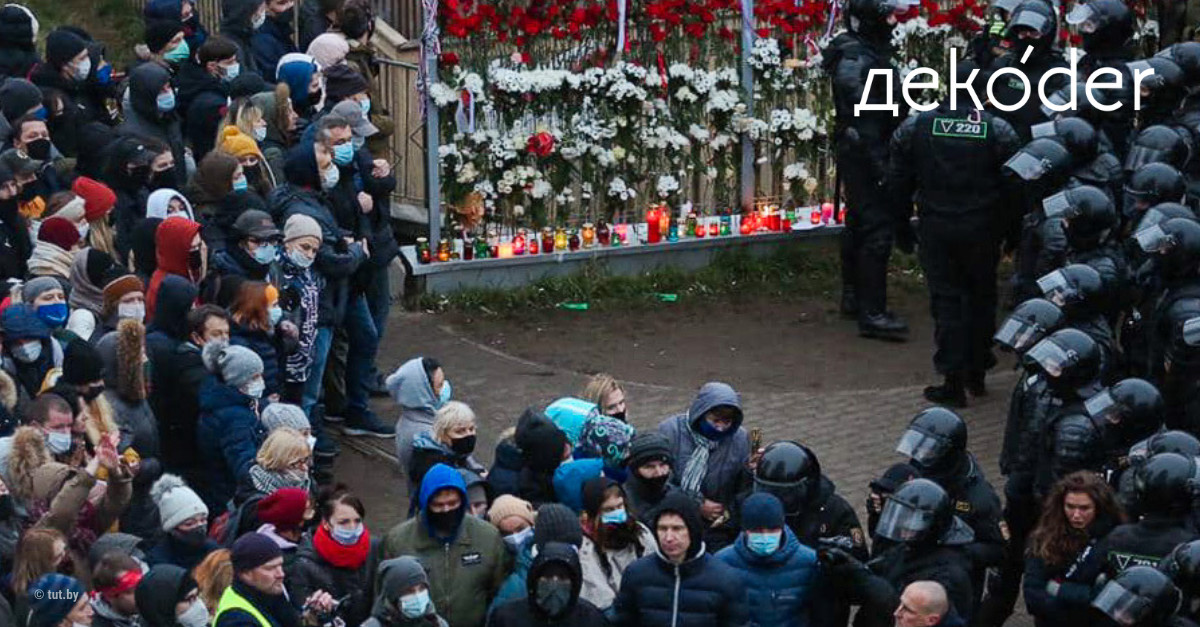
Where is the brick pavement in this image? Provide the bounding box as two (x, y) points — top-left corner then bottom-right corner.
(337, 311), (1034, 626)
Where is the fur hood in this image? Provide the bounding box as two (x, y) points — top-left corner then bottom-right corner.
(8, 426), (49, 501)
(0, 369), (16, 412)
(96, 319), (147, 402)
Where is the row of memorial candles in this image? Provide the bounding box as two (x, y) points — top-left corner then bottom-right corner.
(415, 202), (841, 263)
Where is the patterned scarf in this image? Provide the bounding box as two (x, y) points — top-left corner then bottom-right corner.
(679, 426), (717, 497)
(249, 464), (310, 496)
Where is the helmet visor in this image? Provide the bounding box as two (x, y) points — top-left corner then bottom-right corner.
(875, 498), (936, 543)
(1126, 145), (1168, 172)
(1042, 190), (1075, 219)
(1007, 10), (1052, 36)
(1005, 151), (1050, 181)
(1135, 206), (1171, 233)
(1092, 580), (1153, 627)
(895, 428), (949, 464)
(994, 316), (1045, 352)
(1025, 338), (1074, 378)
(1084, 389), (1120, 423)
(1040, 89), (1072, 118)
(882, 0), (919, 12)
(1135, 223), (1174, 253)
(1037, 269), (1074, 306)
(1183, 317), (1200, 347)
(1030, 121), (1057, 139)
(1065, 3), (1099, 32)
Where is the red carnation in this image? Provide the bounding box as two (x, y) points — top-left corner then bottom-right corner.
(440, 52), (460, 65)
(526, 131), (555, 157)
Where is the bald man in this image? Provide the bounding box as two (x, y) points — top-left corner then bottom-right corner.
(894, 581), (962, 627)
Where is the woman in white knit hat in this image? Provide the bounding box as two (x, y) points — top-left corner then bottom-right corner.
(145, 474), (218, 571)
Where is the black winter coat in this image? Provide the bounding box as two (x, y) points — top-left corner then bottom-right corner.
(614, 550), (747, 627)
(176, 61), (230, 161)
(1098, 515), (1200, 576)
(285, 534), (377, 627)
(1023, 517), (1116, 627)
(841, 540), (976, 627)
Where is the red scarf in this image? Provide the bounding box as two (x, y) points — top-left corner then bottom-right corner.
(313, 524), (371, 570)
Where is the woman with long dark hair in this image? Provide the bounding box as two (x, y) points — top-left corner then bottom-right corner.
(1024, 471), (1125, 626)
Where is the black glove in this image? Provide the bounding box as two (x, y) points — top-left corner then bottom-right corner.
(818, 545), (864, 575)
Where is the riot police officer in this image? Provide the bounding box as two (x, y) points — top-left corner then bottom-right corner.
(1125, 124), (1193, 172)
(1159, 540), (1200, 622)
(1123, 164), (1187, 236)
(1099, 453), (1200, 575)
(1159, 43), (1200, 208)
(1160, 298), (1200, 432)
(1043, 187), (1128, 325)
(1118, 429), (1200, 514)
(1127, 58), (1188, 131)
(1004, 137), (1076, 303)
(1037, 264), (1121, 378)
(1137, 218), (1200, 379)
(998, 298), (1066, 485)
(1066, 0), (1137, 161)
(820, 479), (977, 626)
(988, 0), (1070, 140)
(887, 66), (1023, 404)
(968, 0), (1020, 68)
(1091, 566), (1192, 627)
(823, 0), (912, 341)
(750, 440), (868, 559)
(1084, 377), (1166, 470)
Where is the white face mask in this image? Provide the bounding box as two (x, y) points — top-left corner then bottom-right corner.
(251, 9), (267, 29)
(321, 164), (340, 190)
(306, 435), (317, 450)
(46, 430), (73, 454)
(253, 126), (267, 142)
(244, 378), (265, 399)
(11, 339), (42, 363)
(118, 302), (146, 321)
(76, 221), (90, 239)
(177, 600), (210, 627)
(74, 58), (92, 81)
(287, 247), (314, 268)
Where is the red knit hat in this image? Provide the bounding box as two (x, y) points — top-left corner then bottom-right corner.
(71, 177), (117, 222)
(38, 217), (80, 250)
(256, 487), (309, 532)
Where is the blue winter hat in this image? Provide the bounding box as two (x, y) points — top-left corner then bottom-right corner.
(2, 303), (51, 342)
(28, 574), (86, 627)
(544, 397), (598, 446)
(741, 493), (785, 530)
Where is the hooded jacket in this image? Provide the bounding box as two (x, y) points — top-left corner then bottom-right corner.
(578, 520), (657, 611)
(145, 0), (209, 54)
(250, 85), (290, 177)
(380, 464), (507, 627)
(117, 64), (186, 189)
(491, 542), (608, 627)
(145, 276), (204, 479)
(251, 12), (297, 83)
(175, 60), (230, 161)
(362, 557), (449, 627)
(219, 0), (262, 75)
(614, 492), (748, 627)
(0, 4), (39, 79)
(407, 432), (486, 498)
(715, 527), (819, 627)
(658, 382), (750, 529)
(389, 357), (440, 473)
(488, 437), (524, 498)
(269, 144), (366, 326)
(27, 61), (91, 158)
(135, 564), (197, 627)
(146, 217), (201, 322)
(0, 164), (30, 284)
(196, 375), (264, 516)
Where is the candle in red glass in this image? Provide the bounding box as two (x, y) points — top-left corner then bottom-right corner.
(768, 209), (782, 232)
(597, 221), (611, 246)
(838, 207), (847, 223)
(782, 218), (791, 231)
(646, 207), (662, 244)
(529, 238), (540, 254)
(694, 220), (706, 238)
(810, 207), (822, 224)
(489, 244), (499, 258)
(821, 202), (834, 224)
(740, 215), (752, 235)
(512, 232), (526, 255)
(708, 222), (718, 237)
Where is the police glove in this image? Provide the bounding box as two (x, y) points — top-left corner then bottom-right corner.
(818, 545), (865, 576)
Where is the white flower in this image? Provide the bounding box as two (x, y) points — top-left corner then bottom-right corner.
(530, 180), (553, 199)
(689, 124), (710, 142)
(608, 177), (636, 201)
(429, 83), (459, 107)
(656, 174), (680, 198)
(783, 163), (809, 181)
(675, 86), (697, 103)
(456, 163), (478, 184)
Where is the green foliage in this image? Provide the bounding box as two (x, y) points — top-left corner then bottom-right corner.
(25, 0), (143, 66)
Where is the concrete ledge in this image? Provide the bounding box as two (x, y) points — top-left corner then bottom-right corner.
(400, 224), (844, 294)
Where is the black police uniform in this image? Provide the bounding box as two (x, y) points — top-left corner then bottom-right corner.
(987, 2), (1070, 141)
(786, 475), (869, 559)
(887, 100), (1022, 394)
(1100, 453), (1200, 575)
(822, 3), (907, 336)
(1071, 0), (1138, 161)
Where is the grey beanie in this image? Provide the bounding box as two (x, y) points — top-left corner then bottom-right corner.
(201, 343), (263, 389)
(20, 277), (62, 304)
(372, 557), (431, 618)
(533, 503), (583, 549)
(261, 403), (310, 433)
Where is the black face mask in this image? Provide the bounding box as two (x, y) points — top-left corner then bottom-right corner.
(245, 167), (262, 184)
(450, 434), (476, 456)
(609, 410), (627, 422)
(639, 473), (670, 493)
(171, 527), (209, 549)
(25, 138), (51, 161)
(188, 248), (204, 278)
(150, 167), (176, 191)
(426, 508), (460, 535)
(80, 385), (105, 402)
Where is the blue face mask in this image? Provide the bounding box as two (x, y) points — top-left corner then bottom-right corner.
(232, 175), (249, 192)
(157, 91), (176, 113)
(32, 106), (47, 121)
(433, 380), (452, 409)
(746, 531), (782, 556)
(333, 142), (354, 166)
(164, 40), (190, 64)
(399, 590), (431, 619)
(36, 303), (68, 328)
(95, 64), (112, 85)
(222, 62), (241, 82)
(359, 98), (371, 116)
(600, 508), (628, 525)
(268, 305), (283, 326)
(697, 417), (734, 440)
(253, 243), (277, 265)
(330, 524), (364, 546)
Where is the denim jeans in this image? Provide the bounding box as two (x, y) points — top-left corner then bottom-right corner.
(302, 326), (334, 421)
(343, 293), (380, 418)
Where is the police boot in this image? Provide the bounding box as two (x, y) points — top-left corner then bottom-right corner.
(858, 311), (909, 342)
(840, 286), (858, 319)
(966, 370), (988, 397)
(924, 373), (968, 407)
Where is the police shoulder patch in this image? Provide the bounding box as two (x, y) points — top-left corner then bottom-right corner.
(954, 500), (972, 513)
(461, 552), (483, 566)
(932, 117), (988, 139)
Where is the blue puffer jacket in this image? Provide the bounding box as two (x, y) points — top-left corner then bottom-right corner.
(230, 324), (280, 399)
(196, 376), (265, 516)
(615, 548), (747, 627)
(251, 15), (297, 83)
(490, 535), (535, 613)
(715, 528), (820, 627)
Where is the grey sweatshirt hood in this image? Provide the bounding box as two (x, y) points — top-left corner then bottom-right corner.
(686, 382), (743, 433)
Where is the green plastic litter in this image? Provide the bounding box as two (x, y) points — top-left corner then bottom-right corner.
(656, 293), (679, 302)
(559, 302), (589, 310)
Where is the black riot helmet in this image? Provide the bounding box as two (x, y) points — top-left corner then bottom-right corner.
(874, 478), (974, 546)
(1158, 540), (1200, 612)
(1031, 117), (1100, 162)
(1092, 566), (1183, 627)
(995, 298), (1066, 353)
(753, 440), (821, 517)
(1042, 185), (1118, 249)
(1036, 263), (1106, 318)
(1124, 164), (1187, 219)
(1084, 378), (1164, 438)
(1005, 0), (1057, 54)
(1134, 217), (1200, 278)
(1164, 298), (1200, 370)
(1145, 430), (1200, 457)
(1156, 42), (1200, 93)
(1050, 414), (1106, 480)
(1005, 138), (1074, 183)
(1124, 124), (1192, 174)
(895, 407), (967, 476)
(846, 0), (916, 39)
(1068, 0), (1133, 53)
(1133, 202), (1197, 237)
(1023, 328), (1102, 397)
(1132, 452), (1200, 517)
